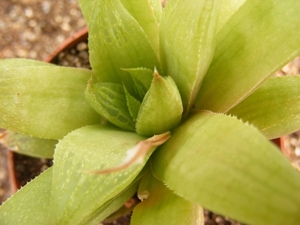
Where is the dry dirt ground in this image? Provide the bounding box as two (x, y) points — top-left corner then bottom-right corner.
(0, 1), (300, 224)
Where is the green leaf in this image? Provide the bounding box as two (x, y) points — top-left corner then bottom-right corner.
(131, 172), (204, 225)
(85, 0), (159, 89)
(0, 168), (52, 224)
(83, 179), (139, 225)
(216, 0), (246, 32)
(152, 111), (300, 225)
(228, 76), (300, 139)
(122, 67), (153, 100)
(49, 125), (153, 224)
(0, 62), (101, 139)
(85, 81), (135, 131)
(160, 0), (219, 114)
(77, 0), (94, 26)
(148, 0), (162, 24)
(0, 166), (137, 225)
(120, 0), (160, 57)
(0, 58), (55, 68)
(136, 73), (183, 136)
(195, 0), (300, 112)
(124, 86), (141, 121)
(0, 130), (57, 158)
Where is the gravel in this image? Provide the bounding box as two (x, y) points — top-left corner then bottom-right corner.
(0, 0), (85, 60)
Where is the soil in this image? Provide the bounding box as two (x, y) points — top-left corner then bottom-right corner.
(12, 154), (52, 188)
(0, 1), (299, 225)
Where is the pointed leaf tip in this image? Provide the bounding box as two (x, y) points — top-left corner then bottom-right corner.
(136, 73), (183, 136)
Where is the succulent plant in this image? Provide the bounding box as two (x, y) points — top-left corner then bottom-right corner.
(0, 0), (300, 224)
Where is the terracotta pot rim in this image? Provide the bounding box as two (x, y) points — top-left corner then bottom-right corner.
(44, 27), (88, 63)
(7, 151), (19, 193)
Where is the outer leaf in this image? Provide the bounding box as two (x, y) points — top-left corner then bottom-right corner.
(228, 76), (300, 139)
(77, 0), (94, 25)
(85, 81), (135, 131)
(216, 0), (246, 32)
(120, 0), (160, 57)
(0, 168), (52, 224)
(160, 0), (219, 114)
(84, 179), (139, 225)
(0, 62), (101, 139)
(0, 130), (57, 158)
(50, 125), (154, 224)
(0, 168), (137, 225)
(0, 58), (55, 68)
(131, 172), (204, 225)
(136, 73), (183, 136)
(98, 165), (150, 224)
(195, 0), (300, 112)
(86, 0), (158, 88)
(152, 111), (300, 225)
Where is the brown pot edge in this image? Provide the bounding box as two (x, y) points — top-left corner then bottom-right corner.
(44, 27), (88, 63)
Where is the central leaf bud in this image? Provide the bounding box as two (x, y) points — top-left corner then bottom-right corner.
(85, 69), (183, 136)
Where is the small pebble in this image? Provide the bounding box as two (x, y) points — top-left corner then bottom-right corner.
(23, 30), (37, 41)
(29, 51), (37, 58)
(61, 22), (71, 31)
(42, 1), (52, 14)
(16, 49), (28, 58)
(0, 168), (7, 180)
(24, 7), (33, 18)
(56, 34), (65, 43)
(28, 19), (38, 27)
(295, 147), (300, 157)
(215, 216), (224, 223)
(78, 51), (88, 59)
(77, 42), (88, 51)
